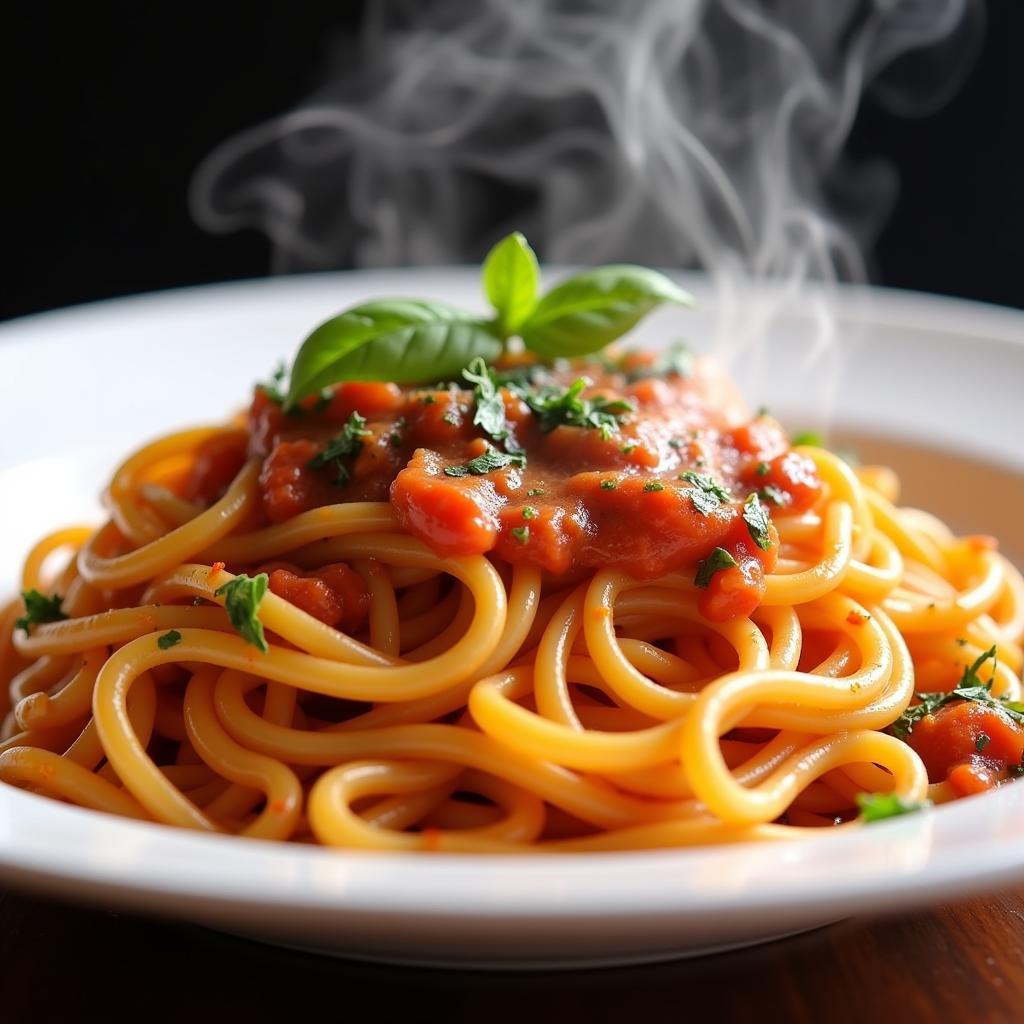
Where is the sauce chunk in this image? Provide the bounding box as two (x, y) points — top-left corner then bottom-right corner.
(241, 355), (821, 619)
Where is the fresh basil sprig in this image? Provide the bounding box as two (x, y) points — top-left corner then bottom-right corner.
(517, 265), (693, 358)
(482, 231), (540, 336)
(284, 232), (693, 408)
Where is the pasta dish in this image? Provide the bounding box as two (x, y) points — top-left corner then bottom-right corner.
(2, 234), (1022, 851)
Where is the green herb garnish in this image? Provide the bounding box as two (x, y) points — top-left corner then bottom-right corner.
(755, 462), (770, 476)
(462, 357), (511, 446)
(643, 481), (664, 493)
(621, 343), (694, 383)
(521, 506), (539, 520)
(976, 733), (992, 753)
(259, 362), (288, 404)
(444, 443), (527, 478)
(14, 589), (68, 634)
(742, 493), (773, 550)
(757, 485), (788, 507)
(889, 647), (1017, 740)
(694, 548), (739, 589)
(600, 479), (617, 490)
(679, 470), (732, 515)
(527, 488), (545, 497)
(283, 233), (692, 408)
(791, 430), (823, 447)
(511, 526), (530, 544)
(514, 378), (633, 441)
(481, 231), (540, 336)
(856, 792), (931, 823)
(157, 630), (182, 650)
(308, 411), (371, 485)
(214, 573), (269, 654)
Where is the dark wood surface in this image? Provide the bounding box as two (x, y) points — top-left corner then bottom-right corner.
(3, 884), (1024, 1023)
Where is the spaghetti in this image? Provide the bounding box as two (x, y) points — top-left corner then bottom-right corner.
(2, 344), (1023, 851)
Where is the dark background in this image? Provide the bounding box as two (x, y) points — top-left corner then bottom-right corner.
(5, 1), (1023, 323)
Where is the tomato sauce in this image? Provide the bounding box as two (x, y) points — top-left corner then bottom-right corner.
(908, 701), (1024, 797)
(191, 354), (825, 621)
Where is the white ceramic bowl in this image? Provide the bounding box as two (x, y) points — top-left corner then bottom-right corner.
(1, 271), (1022, 968)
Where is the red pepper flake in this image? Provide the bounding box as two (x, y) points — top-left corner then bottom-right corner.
(208, 561), (226, 582)
(421, 827), (443, 852)
(269, 798), (287, 814)
(846, 610), (871, 626)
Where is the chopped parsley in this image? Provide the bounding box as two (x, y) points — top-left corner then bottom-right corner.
(442, 410), (459, 427)
(600, 479), (617, 490)
(976, 733), (992, 753)
(521, 506), (539, 520)
(668, 437), (684, 450)
(757, 485), (788, 507)
(308, 412), (371, 485)
(511, 526), (530, 544)
(15, 589), (68, 634)
(889, 647), (1020, 740)
(755, 462), (770, 477)
(260, 364), (330, 417)
(791, 430), (823, 447)
(742, 493), (774, 550)
(620, 443), (636, 455)
(527, 488), (545, 497)
(643, 480), (664, 492)
(620, 343), (694, 383)
(387, 417), (406, 449)
(444, 443), (527, 478)
(513, 378), (634, 441)
(694, 547), (738, 589)
(462, 357), (511, 446)
(258, 362), (288, 405)
(214, 573), (269, 654)
(679, 469), (732, 515)
(157, 629), (182, 650)
(856, 792), (931, 823)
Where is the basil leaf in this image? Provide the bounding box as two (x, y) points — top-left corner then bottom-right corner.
(286, 300), (501, 407)
(482, 232), (539, 335)
(519, 265), (694, 357)
(856, 792), (930, 823)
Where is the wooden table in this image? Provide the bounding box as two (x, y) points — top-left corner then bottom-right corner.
(3, 885), (1023, 1023)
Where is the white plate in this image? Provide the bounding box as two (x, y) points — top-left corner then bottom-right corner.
(1, 271), (1023, 969)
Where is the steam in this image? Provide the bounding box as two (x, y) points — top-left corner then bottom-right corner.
(191, 0), (981, 408)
